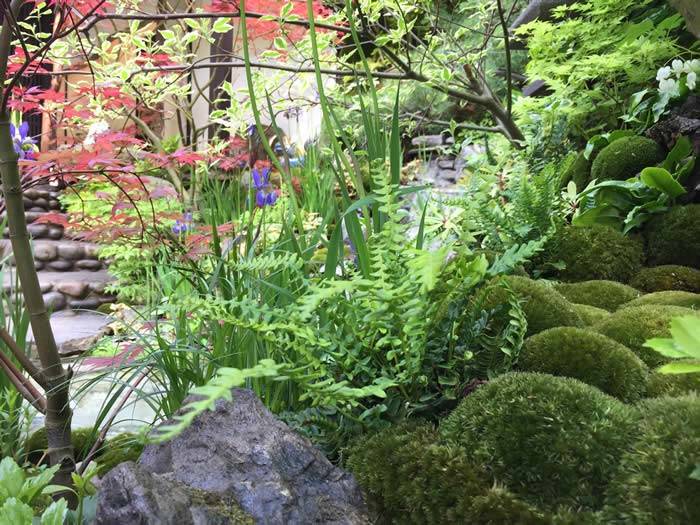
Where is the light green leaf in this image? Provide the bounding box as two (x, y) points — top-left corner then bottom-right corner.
(657, 361), (700, 374)
(0, 458), (25, 500)
(640, 167), (686, 198)
(40, 499), (68, 525)
(0, 498), (33, 525)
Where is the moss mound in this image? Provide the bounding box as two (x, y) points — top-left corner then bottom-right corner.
(485, 276), (583, 337)
(26, 427), (98, 465)
(561, 151), (592, 191)
(440, 373), (638, 510)
(630, 265), (700, 293)
(95, 433), (145, 476)
(645, 205), (700, 267)
(572, 303), (610, 326)
(554, 281), (640, 312)
(542, 226), (644, 283)
(590, 136), (664, 182)
(620, 290), (700, 310)
(519, 328), (648, 402)
(646, 369), (700, 397)
(593, 305), (700, 367)
(602, 396), (700, 524)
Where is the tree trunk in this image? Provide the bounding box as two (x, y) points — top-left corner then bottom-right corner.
(0, 118), (75, 494)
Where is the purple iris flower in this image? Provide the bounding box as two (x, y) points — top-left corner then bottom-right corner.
(251, 167), (277, 208)
(172, 211), (194, 234)
(10, 122), (37, 160)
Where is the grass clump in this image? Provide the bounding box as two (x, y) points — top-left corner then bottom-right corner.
(542, 226), (644, 283)
(554, 281), (640, 312)
(620, 290), (700, 310)
(630, 265), (700, 293)
(440, 373), (638, 510)
(645, 205), (700, 267)
(593, 305), (700, 367)
(602, 395), (700, 524)
(519, 328), (648, 402)
(590, 136), (664, 182)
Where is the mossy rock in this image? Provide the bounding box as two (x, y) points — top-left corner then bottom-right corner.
(602, 395), (700, 524)
(554, 281), (640, 312)
(572, 303), (610, 326)
(485, 276), (584, 337)
(646, 369), (700, 397)
(630, 265), (700, 293)
(593, 305), (700, 368)
(440, 373), (639, 510)
(645, 205), (700, 267)
(620, 290), (700, 310)
(95, 433), (145, 476)
(542, 226), (644, 283)
(519, 328), (649, 402)
(25, 427), (98, 465)
(561, 151), (592, 191)
(590, 136), (664, 182)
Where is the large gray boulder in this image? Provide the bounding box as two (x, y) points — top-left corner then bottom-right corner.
(95, 389), (370, 525)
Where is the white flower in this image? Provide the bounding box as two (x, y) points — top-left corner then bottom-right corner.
(688, 71), (697, 91)
(83, 120), (110, 146)
(657, 66), (672, 82)
(672, 59), (687, 77)
(690, 59), (700, 74)
(659, 78), (680, 97)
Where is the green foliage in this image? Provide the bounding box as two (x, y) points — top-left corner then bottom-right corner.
(519, 327), (649, 402)
(561, 152), (592, 192)
(621, 290), (700, 309)
(484, 276), (584, 337)
(593, 304), (700, 367)
(572, 303), (610, 326)
(516, 0), (682, 138)
(590, 136), (664, 182)
(0, 389), (32, 465)
(440, 372), (639, 510)
(645, 204), (700, 267)
(602, 395), (700, 524)
(631, 265), (700, 293)
(541, 226), (644, 283)
(646, 370), (700, 397)
(644, 315), (700, 374)
(95, 433), (145, 476)
(554, 280), (640, 312)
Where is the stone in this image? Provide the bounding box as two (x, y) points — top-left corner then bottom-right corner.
(96, 389), (370, 525)
(34, 261), (44, 271)
(33, 198), (49, 210)
(48, 199), (61, 210)
(42, 292), (66, 311)
(57, 242), (85, 260)
(34, 243), (58, 262)
(670, 0), (700, 39)
(24, 211), (44, 224)
(24, 187), (50, 200)
(68, 297), (102, 310)
(84, 244), (101, 259)
(27, 223), (49, 239)
(47, 260), (73, 271)
(89, 281), (108, 294)
(47, 225), (64, 240)
(22, 197), (33, 210)
(76, 259), (103, 271)
(40, 283), (53, 293)
(56, 281), (88, 298)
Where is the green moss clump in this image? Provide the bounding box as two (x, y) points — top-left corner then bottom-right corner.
(645, 205), (700, 267)
(561, 151), (592, 191)
(554, 281), (640, 312)
(590, 136), (664, 182)
(519, 328), (649, 402)
(620, 290), (700, 310)
(572, 304), (610, 326)
(95, 433), (145, 476)
(593, 305), (700, 368)
(440, 373), (638, 510)
(26, 427), (98, 465)
(347, 422), (489, 523)
(485, 276), (584, 337)
(646, 369), (700, 397)
(467, 487), (550, 525)
(630, 265), (700, 293)
(542, 226), (644, 283)
(602, 395), (700, 524)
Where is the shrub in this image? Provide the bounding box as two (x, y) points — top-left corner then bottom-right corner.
(620, 291), (700, 310)
(645, 205), (700, 267)
(346, 422), (486, 524)
(590, 136), (664, 182)
(602, 395), (700, 524)
(630, 265), (700, 293)
(554, 281), (640, 312)
(440, 373), (639, 510)
(561, 152), (592, 191)
(519, 328), (649, 402)
(95, 433), (145, 476)
(593, 305), (700, 368)
(646, 369), (700, 398)
(572, 303), (610, 326)
(542, 226), (644, 283)
(485, 276), (583, 337)
(25, 427), (98, 465)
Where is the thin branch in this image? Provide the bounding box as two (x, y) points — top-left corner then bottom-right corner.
(495, 0), (513, 116)
(0, 327), (47, 386)
(0, 349), (47, 413)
